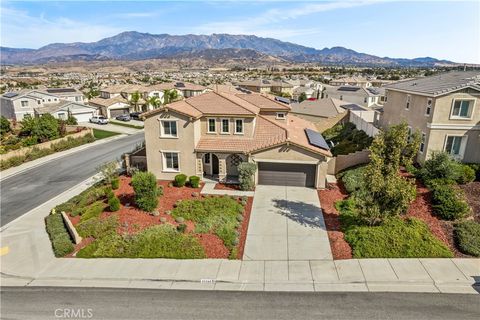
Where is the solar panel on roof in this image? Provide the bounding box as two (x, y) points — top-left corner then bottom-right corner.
(305, 128), (330, 151)
(175, 82), (185, 88)
(3, 92), (18, 98)
(46, 88), (76, 93)
(341, 104), (364, 111)
(338, 86), (360, 92)
(275, 96), (290, 104)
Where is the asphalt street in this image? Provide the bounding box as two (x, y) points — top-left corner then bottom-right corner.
(1, 287), (479, 320)
(0, 133), (144, 226)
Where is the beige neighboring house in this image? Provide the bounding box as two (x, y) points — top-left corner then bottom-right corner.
(0, 88), (87, 121)
(89, 96), (131, 118)
(237, 79), (294, 96)
(380, 71), (480, 163)
(290, 98), (355, 132)
(34, 101), (98, 122)
(330, 77), (372, 88)
(142, 91), (333, 188)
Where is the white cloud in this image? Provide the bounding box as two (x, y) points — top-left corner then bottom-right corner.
(0, 6), (122, 48)
(195, 0), (381, 37)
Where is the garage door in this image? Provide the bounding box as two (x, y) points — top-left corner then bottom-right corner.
(110, 108), (130, 118)
(258, 162), (316, 187)
(74, 112), (93, 123)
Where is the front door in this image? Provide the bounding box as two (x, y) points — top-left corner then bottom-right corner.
(212, 154), (219, 175)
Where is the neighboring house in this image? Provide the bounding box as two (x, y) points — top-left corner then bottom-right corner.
(292, 86), (316, 101)
(89, 96), (131, 118)
(290, 98), (351, 132)
(44, 88), (85, 103)
(380, 71), (480, 163)
(323, 84), (385, 108)
(34, 101), (98, 122)
(148, 82), (207, 99)
(142, 91), (332, 188)
(330, 77), (372, 88)
(0, 88), (86, 121)
(237, 79), (294, 96)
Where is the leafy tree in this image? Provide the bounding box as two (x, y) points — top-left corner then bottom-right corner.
(129, 91), (142, 112)
(238, 162), (257, 191)
(97, 161), (119, 186)
(298, 92), (307, 103)
(20, 114), (59, 142)
(163, 89), (179, 104)
(0, 116), (12, 136)
(146, 96), (161, 109)
(402, 130), (421, 167)
(356, 123), (417, 225)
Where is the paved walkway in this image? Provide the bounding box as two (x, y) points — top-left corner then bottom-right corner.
(244, 186), (332, 260)
(200, 181), (254, 197)
(1, 175), (478, 294)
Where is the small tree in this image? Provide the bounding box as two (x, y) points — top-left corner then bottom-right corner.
(298, 92), (307, 103)
(98, 161), (119, 186)
(238, 162), (257, 191)
(146, 96), (161, 109)
(401, 130), (421, 168)
(0, 116), (12, 136)
(129, 91), (142, 112)
(131, 171), (159, 212)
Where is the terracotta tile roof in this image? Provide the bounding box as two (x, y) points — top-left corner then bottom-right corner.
(235, 93), (291, 110)
(148, 82), (206, 92)
(196, 114), (331, 157)
(100, 84), (147, 94)
(163, 100), (203, 118)
(186, 91), (254, 116)
(88, 96), (129, 107)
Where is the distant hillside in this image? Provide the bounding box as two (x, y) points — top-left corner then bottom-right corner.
(0, 31), (457, 67)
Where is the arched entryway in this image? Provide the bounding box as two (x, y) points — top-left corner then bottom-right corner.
(203, 153), (219, 176)
(226, 153), (244, 177)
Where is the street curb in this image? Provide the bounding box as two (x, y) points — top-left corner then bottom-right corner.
(0, 134), (128, 181)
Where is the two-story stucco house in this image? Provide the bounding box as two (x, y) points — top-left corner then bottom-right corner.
(380, 71), (480, 163)
(142, 90), (332, 188)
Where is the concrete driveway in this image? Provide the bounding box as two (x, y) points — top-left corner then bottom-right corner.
(244, 186), (332, 261)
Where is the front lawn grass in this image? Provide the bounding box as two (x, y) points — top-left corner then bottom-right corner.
(77, 224), (205, 259)
(110, 120), (144, 130)
(93, 129), (120, 140)
(172, 196), (244, 250)
(336, 199), (453, 258)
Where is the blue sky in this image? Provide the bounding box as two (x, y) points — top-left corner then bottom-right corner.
(1, 1), (479, 63)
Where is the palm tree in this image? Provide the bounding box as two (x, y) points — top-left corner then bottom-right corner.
(163, 89), (179, 105)
(129, 91), (141, 112)
(146, 96), (161, 109)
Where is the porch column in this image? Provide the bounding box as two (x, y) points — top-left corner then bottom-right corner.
(195, 153), (204, 177)
(217, 154), (227, 183)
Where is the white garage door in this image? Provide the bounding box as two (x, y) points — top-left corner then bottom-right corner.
(74, 112), (93, 123)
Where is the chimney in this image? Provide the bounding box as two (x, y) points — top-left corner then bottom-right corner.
(340, 95), (343, 101)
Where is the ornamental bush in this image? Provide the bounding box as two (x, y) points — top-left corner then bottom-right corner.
(189, 176), (200, 188)
(455, 164), (476, 184)
(108, 196), (121, 212)
(131, 171), (159, 212)
(454, 221), (480, 257)
(339, 165), (366, 194)
(174, 174), (188, 187)
(45, 213), (74, 257)
(238, 162), (257, 191)
(111, 177), (120, 190)
(418, 151), (461, 183)
(430, 184), (470, 220)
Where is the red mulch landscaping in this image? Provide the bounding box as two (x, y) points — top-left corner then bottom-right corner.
(458, 181), (480, 223)
(318, 182), (352, 260)
(214, 183), (241, 191)
(68, 176), (253, 259)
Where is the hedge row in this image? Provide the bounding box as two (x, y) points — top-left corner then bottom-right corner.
(45, 213), (75, 257)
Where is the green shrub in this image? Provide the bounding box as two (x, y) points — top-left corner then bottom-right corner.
(54, 185), (106, 215)
(336, 198), (360, 230)
(80, 201), (105, 222)
(238, 162), (257, 191)
(108, 196), (120, 212)
(131, 171), (159, 212)
(189, 176), (200, 188)
(344, 217), (453, 258)
(323, 122), (372, 156)
(455, 164), (476, 184)
(338, 165), (366, 194)
(0, 116), (11, 136)
(111, 177), (120, 190)
(430, 184), (470, 220)
(105, 188), (115, 200)
(77, 225), (205, 259)
(45, 213), (74, 257)
(177, 223), (187, 233)
(174, 174), (188, 187)
(454, 221), (480, 257)
(76, 216), (119, 239)
(465, 163), (480, 181)
(419, 151), (460, 183)
(157, 185), (164, 196)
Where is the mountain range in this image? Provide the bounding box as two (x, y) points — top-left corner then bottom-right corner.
(0, 31), (456, 67)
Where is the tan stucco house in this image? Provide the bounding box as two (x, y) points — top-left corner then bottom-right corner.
(380, 71), (480, 163)
(142, 91), (332, 188)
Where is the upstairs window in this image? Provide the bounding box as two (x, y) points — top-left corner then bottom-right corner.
(235, 119), (244, 134)
(207, 118), (216, 133)
(451, 99), (474, 119)
(406, 95), (411, 110)
(425, 99), (432, 116)
(419, 132), (426, 153)
(221, 119), (230, 133)
(21, 100), (29, 107)
(161, 120), (178, 138)
(276, 112), (286, 119)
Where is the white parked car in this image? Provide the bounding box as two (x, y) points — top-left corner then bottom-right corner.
(89, 116), (108, 125)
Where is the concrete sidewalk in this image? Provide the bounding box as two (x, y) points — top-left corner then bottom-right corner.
(1, 175), (479, 294)
(0, 134), (127, 181)
(200, 181), (254, 197)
